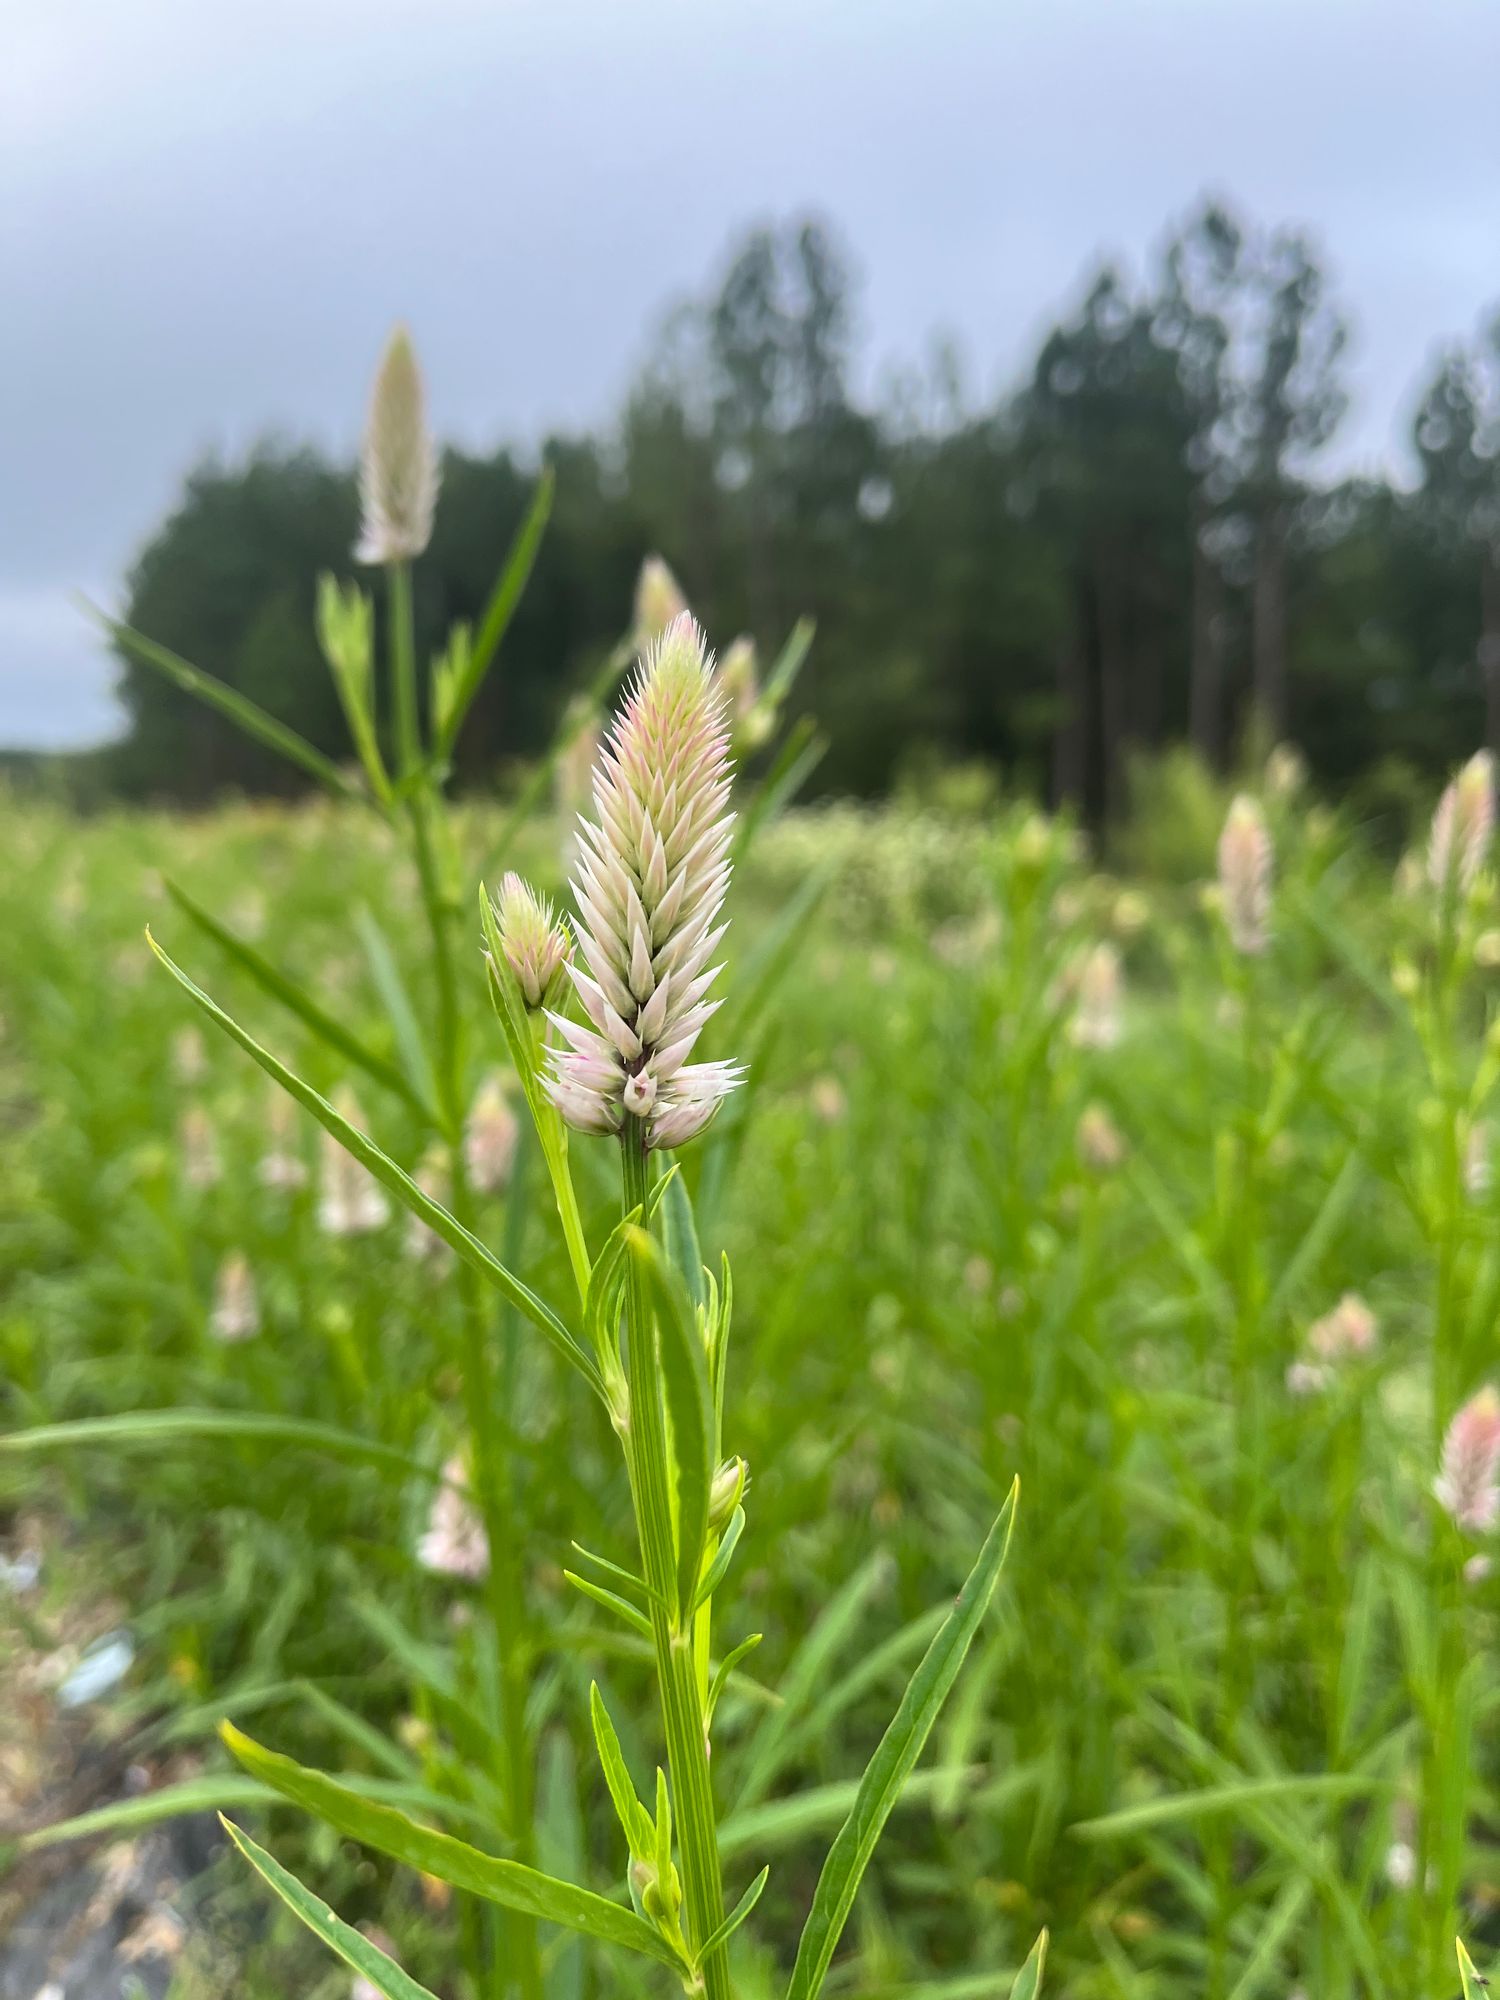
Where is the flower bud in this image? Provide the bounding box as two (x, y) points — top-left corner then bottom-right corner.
(632, 556), (688, 647)
(491, 874), (571, 1011)
(1434, 1385), (1500, 1533)
(708, 1456), (748, 1533)
(1217, 795), (1272, 955)
(1076, 1102), (1126, 1173)
(1070, 942), (1124, 1050)
(210, 1251), (260, 1343)
(719, 636), (775, 752)
(356, 326), (439, 566)
(465, 1075), (520, 1195)
(1428, 749), (1495, 894)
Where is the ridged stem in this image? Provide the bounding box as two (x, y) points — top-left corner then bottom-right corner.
(393, 564), (541, 2000)
(621, 1125), (731, 2000)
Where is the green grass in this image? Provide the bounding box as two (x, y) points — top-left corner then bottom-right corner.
(1, 776), (1495, 1999)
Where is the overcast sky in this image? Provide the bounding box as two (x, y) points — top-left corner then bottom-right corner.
(6, 0), (1500, 748)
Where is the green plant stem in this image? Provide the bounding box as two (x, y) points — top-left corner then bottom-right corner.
(392, 567), (541, 2000)
(1419, 919), (1466, 1999)
(389, 561), (420, 778)
(621, 1124), (731, 2000)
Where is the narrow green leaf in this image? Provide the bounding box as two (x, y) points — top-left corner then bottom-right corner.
(696, 1866), (770, 1966)
(763, 617), (816, 706)
(706, 1633), (764, 1733)
(570, 1543), (660, 1615)
(1070, 1773), (1387, 1840)
(163, 879), (430, 1119)
(653, 1766), (672, 1893)
(353, 905), (441, 1120)
(145, 932), (601, 1399)
(589, 1683), (655, 1858)
(735, 1551), (889, 1812)
(1266, 1147), (1364, 1322)
(784, 1484), (1018, 2000)
(295, 1681), (420, 1782)
(0, 1409), (440, 1485)
(20, 1777), (275, 1852)
(658, 1166), (706, 1310)
(1457, 1938), (1487, 1998)
(630, 1230), (712, 1620)
(1008, 1930), (1048, 2000)
(221, 1818), (440, 1999)
(564, 1571), (654, 1641)
(717, 1768), (976, 1866)
(221, 1725), (686, 1970)
(693, 1506), (746, 1613)
(436, 469), (555, 759)
(733, 716), (827, 863)
(90, 604), (361, 801)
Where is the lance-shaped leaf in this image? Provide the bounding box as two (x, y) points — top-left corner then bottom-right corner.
(1009, 1930), (1048, 1999)
(784, 1483), (1018, 2000)
(221, 1726), (687, 1972)
(163, 879), (432, 1122)
(87, 603), (362, 801)
(434, 468), (554, 760)
(1457, 1938), (1487, 1998)
(0, 1409), (444, 1486)
(221, 1818), (440, 1999)
(146, 932), (601, 1399)
(696, 1866), (770, 1967)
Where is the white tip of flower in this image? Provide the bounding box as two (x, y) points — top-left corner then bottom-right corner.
(546, 614), (741, 1150)
(491, 874), (571, 1011)
(1264, 743), (1306, 799)
(1428, 750), (1495, 894)
(418, 1453), (489, 1580)
(318, 1088), (391, 1236)
(1218, 795), (1272, 956)
(179, 1105), (222, 1189)
(172, 1026), (207, 1085)
(356, 325), (439, 566)
(209, 1251), (260, 1344)
(1070, 942), (1124, 1050)
(465, 1074), (520, 1194)
(1306, 1292), (1377, 1363)
(1434, 1384), (1500, 1533)
(1077, 1101), (1127, 1172)
(1286, 1359), (1331, 1396)
(719, 636), (774, 750)
(632, 556), (689, 647)
(1465, 1118), (1493, 1201)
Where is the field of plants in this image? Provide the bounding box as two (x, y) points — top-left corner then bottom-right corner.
(3, 335), (1498, 2000)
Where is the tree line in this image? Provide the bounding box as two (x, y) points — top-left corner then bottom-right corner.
(99, 199), (1500, 821)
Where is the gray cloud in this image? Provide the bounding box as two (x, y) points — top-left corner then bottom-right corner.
(5, 0), (1500, 745)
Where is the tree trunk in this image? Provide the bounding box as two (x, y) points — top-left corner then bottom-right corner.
(1051, 602), (1088, 811)
(1482, 548), (1500, 758)
(1188, 503), (1225, 765)
(1251, 502), (1288, 740)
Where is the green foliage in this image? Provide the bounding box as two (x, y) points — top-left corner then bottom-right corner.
(85, 206), (1500, 820)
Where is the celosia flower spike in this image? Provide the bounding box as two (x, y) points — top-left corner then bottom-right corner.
(1428, 750), (1495, 894)
(356, 326), (439, 566)
(632, 556), (688, 648)
(1434, 1385), (1500, 1533)
(1218, 795), (1272, 956)
(546, 614), (742, 1150)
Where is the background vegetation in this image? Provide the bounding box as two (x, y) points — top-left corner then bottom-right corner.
(46, 198), (1500, 821)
